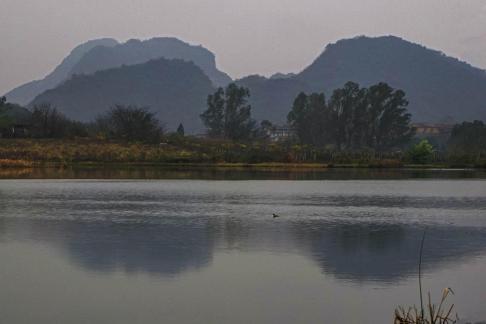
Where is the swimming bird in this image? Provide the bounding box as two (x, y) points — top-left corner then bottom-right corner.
(273, 213), (280, 218)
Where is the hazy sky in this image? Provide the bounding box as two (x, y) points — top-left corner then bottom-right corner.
(2, 0), (486, 95)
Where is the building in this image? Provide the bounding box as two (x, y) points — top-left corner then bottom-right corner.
(266, 125), (296, 142)
(412, 123), (454, 137)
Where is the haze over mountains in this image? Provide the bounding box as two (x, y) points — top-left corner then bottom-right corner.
(239, 36), (486, 124)
(296, 36), (486, 122)
(6, 38), (231, 106)
(5, 38), (119, 106)
(6, 35), (486, 132)
(68, 38), (232, 88)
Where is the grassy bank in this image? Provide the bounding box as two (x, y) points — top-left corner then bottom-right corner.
(0, 138), (484, 169)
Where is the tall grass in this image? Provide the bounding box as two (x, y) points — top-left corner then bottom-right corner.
(394, 230), (458, 324)
(394, 289), (457, 324)
(0, 138), (410, 166)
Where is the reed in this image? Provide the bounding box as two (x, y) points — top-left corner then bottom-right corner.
(394, 229), (458, 324)
(394, 288), (457, 324)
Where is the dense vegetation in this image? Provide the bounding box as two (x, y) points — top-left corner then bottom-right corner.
(1, 85), (485, 168)
(29, 103), (88, 138)
(287, 82), (414, 151)
(94, 105), (163, 143)
(447, 120), (486, 164)
(0, 96), (31, 132)
(0, 97), (12, 129)
(201, 84), (256, 141)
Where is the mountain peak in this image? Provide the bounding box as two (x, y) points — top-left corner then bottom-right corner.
(245, 35), (486, 124)
(69, 37), (231, 87)
(4, 38), (119, 105)
(5, 37), (232, 106)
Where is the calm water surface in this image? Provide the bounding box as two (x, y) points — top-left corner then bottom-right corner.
(1, 172), (486, 323)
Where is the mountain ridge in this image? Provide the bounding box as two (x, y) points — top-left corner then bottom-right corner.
(29, 58), (215, 133)
(16, 35), (486, 130)
(4, 38), (119, 106)
(5, 37), (231, 105)
(239, 35), (486, 123)
(69, 37), (232, 88)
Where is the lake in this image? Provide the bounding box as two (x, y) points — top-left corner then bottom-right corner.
(1, 170), (486, 323)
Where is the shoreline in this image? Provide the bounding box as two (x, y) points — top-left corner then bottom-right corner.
(1, 159), (484, 171)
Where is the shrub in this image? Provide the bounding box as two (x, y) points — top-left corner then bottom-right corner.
(407, 140), (435, 164)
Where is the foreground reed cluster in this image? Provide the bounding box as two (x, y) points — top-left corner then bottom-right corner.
(394, 284), (457, 323)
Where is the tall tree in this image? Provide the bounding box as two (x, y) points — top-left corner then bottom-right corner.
(448, 120), (486, 155)
(201, 83), (255, 141)
(288, 92), (331, 147)
(288, 82), (414, 151)
(328, 82), (366, 149)
(369, 83), (414, 150)
(201, 88), (225, 137)
(288, 92), (311, 143)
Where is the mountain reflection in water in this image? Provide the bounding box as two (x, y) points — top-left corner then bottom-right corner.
(1, 179), (486, 283)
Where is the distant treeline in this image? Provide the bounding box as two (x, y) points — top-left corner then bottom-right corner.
(200, 81), (414, 151)
(1, 81), (485, 166)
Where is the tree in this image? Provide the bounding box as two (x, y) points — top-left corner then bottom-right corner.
(288, 92), (331, 147)
(201, 83), (256, 141)
(30, 103), (87, 138)
(256, 120), (273, 140)
(408, 139), (435, 164)
(95, 105), (163, 143)
(288, 92), (311, 143)
(447, 120), (486, 158)
(201, 88), (225, 137)
(368, 83), (414, 150)
(288, 82), (414, 151)
(177, 123), (185, 136)
(328, 82), (366, 149)
(0, 96), (12, 130)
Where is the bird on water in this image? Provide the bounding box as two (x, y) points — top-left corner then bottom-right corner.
(273, 213), (280, 218)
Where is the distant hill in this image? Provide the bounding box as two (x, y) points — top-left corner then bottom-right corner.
(5, 37), (231, 106)
(30, 58), (215, 133)
(239, 36), (486, 124)
(4, 38), (119, 105)
(69, 37), (232, 87)
(19, 35), (486, 130)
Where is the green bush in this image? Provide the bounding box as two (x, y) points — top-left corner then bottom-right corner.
(407, 140), (435, 164)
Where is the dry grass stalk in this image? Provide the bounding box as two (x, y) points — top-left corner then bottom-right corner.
(394, 288), (458, 324)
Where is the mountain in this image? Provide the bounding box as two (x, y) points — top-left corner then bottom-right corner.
(5, 37), (231, 107)
(30, 58), (215, 133)
(69, 37), (232, 87)
(21, 35), (486, 130)
(4, 38), (119, 105)
(239, 36), (486, 124)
